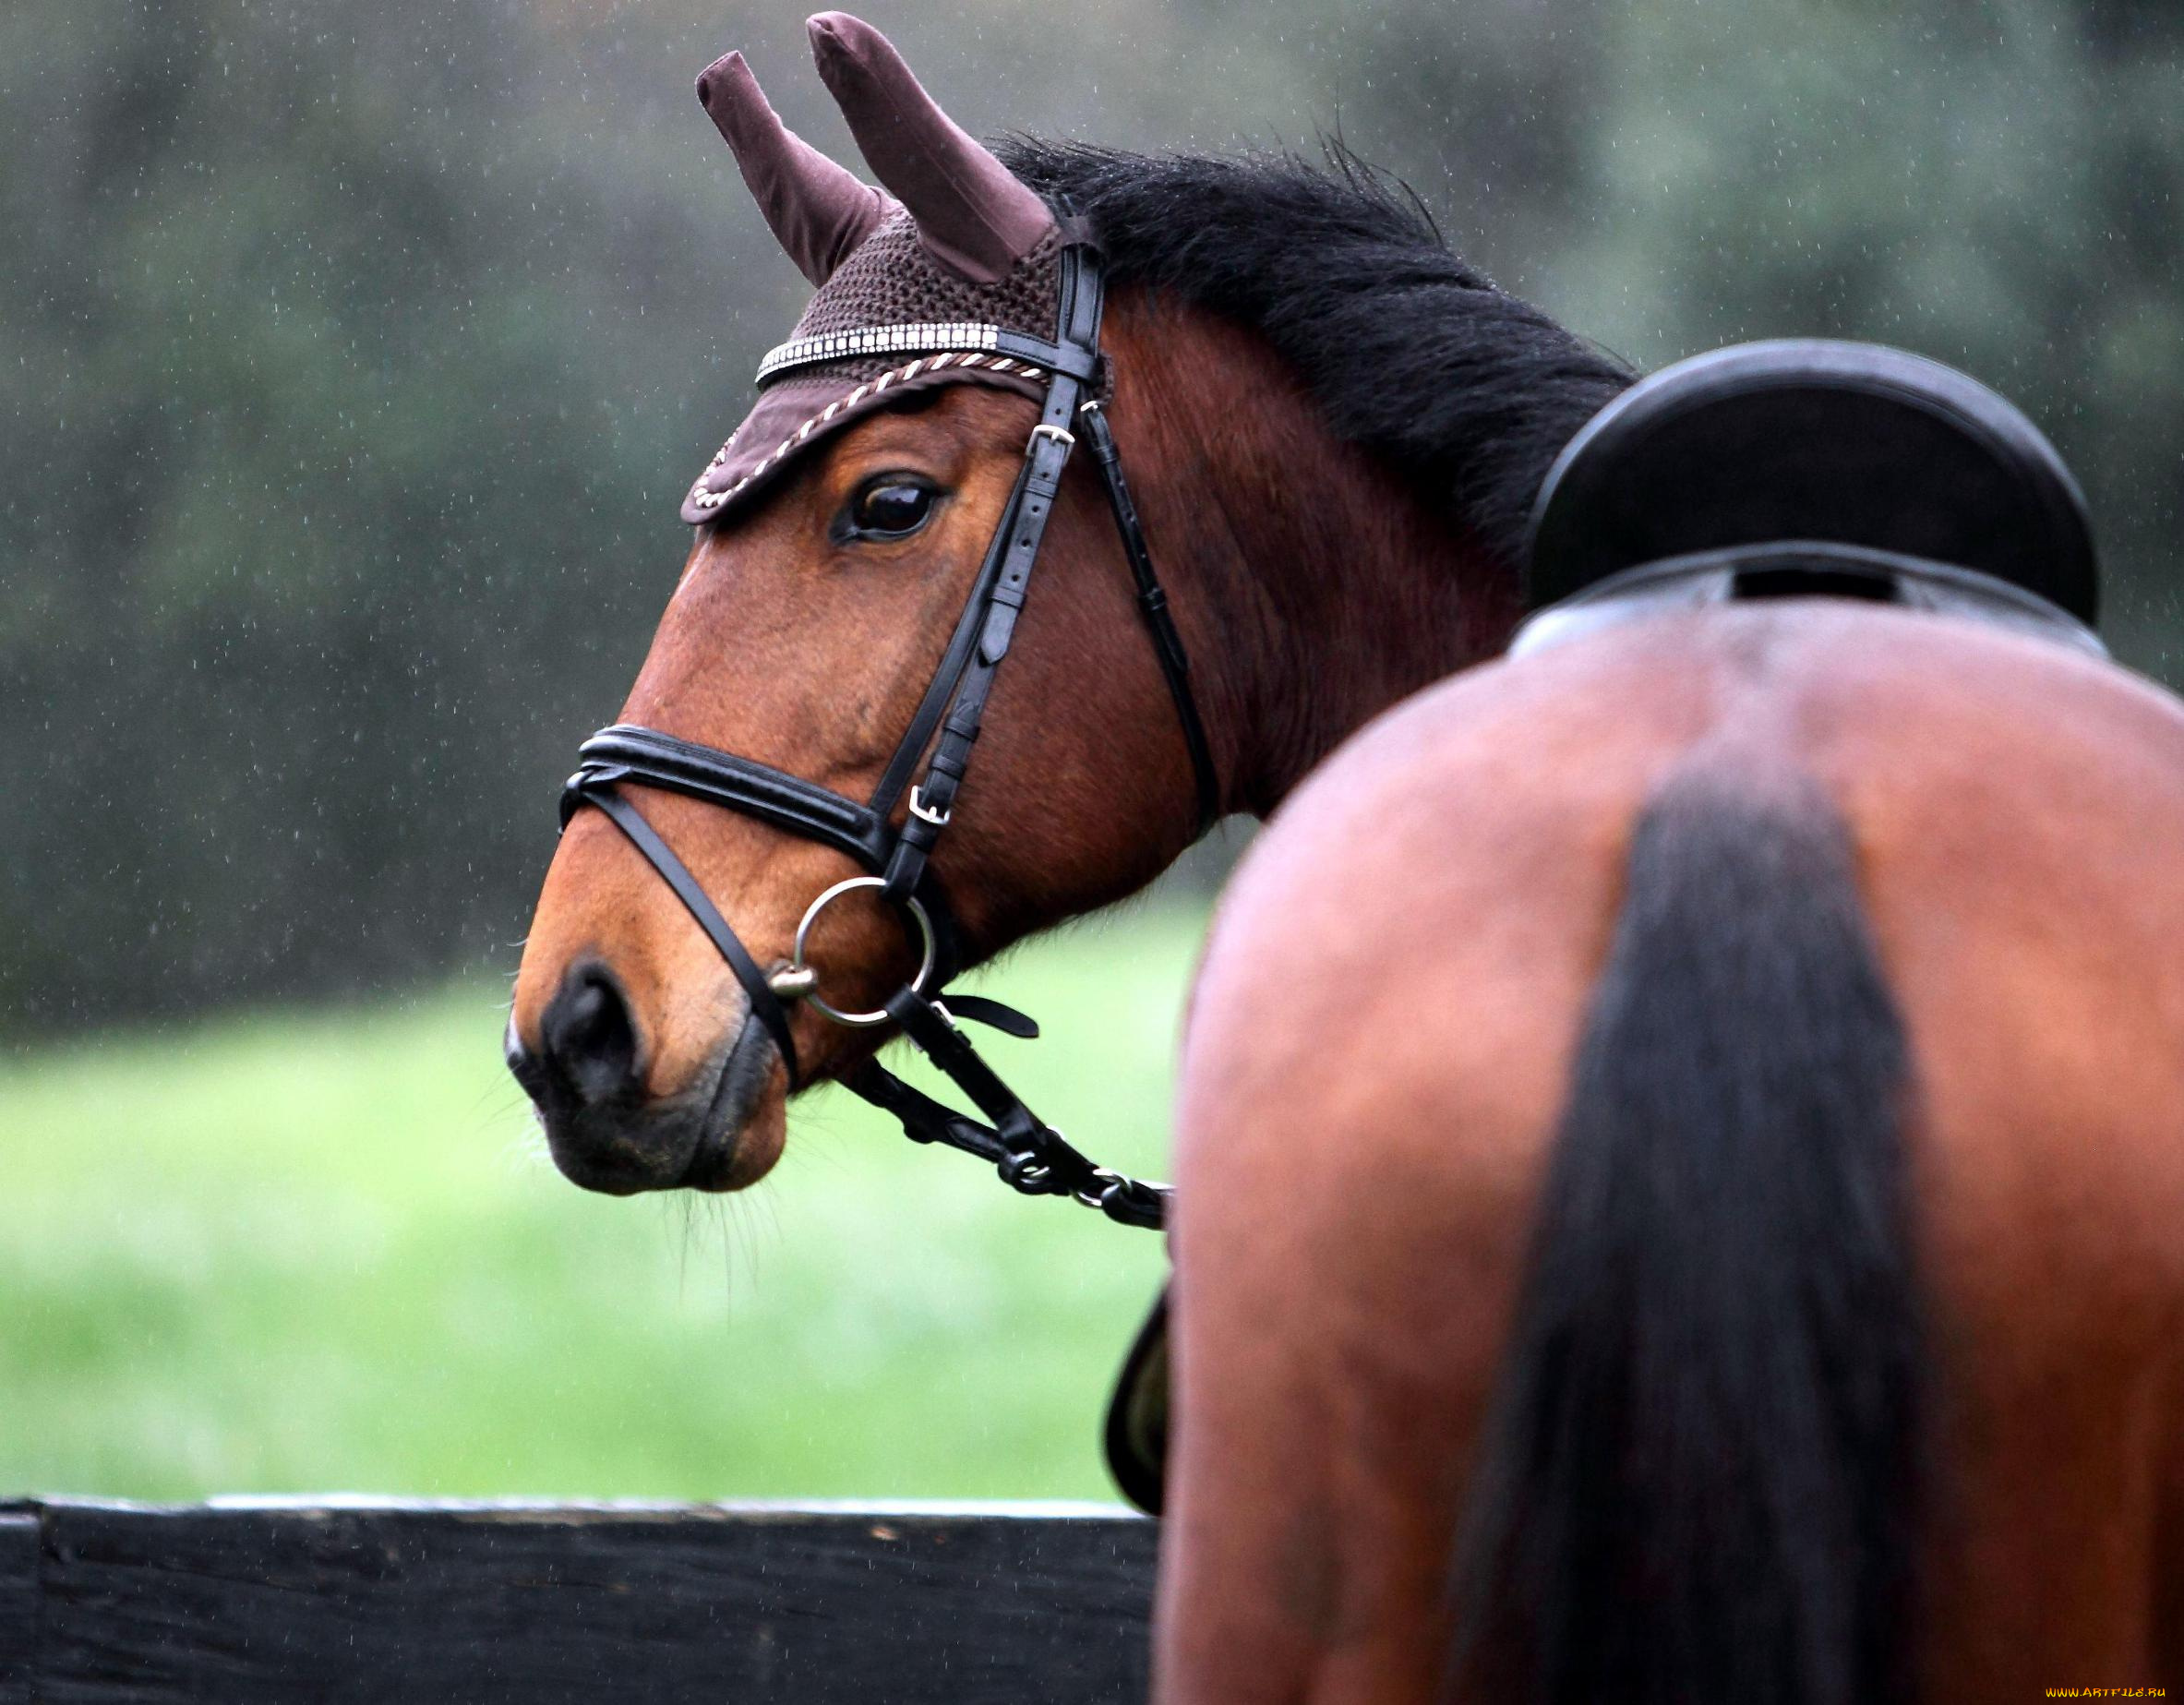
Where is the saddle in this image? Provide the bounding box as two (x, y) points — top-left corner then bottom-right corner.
(1517, 337), (2104, 657)
(1101, 339), (2106, 1515)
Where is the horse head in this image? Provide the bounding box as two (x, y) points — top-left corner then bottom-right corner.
(508, 17), (1220, 1195)
(507, 14), (1626, 1195)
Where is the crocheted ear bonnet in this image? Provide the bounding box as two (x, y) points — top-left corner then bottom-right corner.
(681, 15), (1067, 524)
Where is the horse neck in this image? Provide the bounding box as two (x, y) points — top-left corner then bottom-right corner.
(1106, 295), (1523, 818)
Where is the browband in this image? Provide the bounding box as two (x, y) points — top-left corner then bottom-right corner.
(757, 321), (1102, 388)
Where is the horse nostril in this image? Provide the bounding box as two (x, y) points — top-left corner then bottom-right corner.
(539, 965), (642, 1109)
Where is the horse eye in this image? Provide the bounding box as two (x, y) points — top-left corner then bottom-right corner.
(850, 481), (935, 538)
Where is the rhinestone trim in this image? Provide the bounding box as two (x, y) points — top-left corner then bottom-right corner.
(756, 321), (1008, 385)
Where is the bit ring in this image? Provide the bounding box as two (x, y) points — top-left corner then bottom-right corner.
(777, 876), (936, 1028)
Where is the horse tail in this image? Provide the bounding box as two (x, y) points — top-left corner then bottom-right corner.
(1451, 765), (1923, 1705)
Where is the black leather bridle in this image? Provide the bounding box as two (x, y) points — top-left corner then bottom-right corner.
(559, 238), (1217, 1231)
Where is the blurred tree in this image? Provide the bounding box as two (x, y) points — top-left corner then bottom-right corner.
(1551, 0), (2184, 666)
(1, 0), (785, 1029)
(2, 0), (2177, 1035)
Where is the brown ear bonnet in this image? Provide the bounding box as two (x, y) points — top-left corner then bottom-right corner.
(682, 15), (1071, 523)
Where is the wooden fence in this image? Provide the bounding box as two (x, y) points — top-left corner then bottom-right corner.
(0, 1496), (1156, 1702)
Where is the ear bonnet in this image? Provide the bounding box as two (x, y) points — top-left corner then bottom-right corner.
(682, 14), (1073, 523)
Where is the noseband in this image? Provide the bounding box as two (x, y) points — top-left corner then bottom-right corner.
(558, 239), (1217, 1231)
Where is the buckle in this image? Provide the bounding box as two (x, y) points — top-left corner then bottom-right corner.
(1026, 422), (1075, 455)
(908, 785), (952, 828)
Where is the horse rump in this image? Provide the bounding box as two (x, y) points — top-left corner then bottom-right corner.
(1450, 764), (1924, 1705)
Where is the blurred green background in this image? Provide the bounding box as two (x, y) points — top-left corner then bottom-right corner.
(1, 905), (1194, 1499)
(4, 0), (2180, 1498)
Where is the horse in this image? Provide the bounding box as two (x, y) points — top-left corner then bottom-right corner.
(506, 12), (1624, 1203)
(1159, 343), (2184, 1704)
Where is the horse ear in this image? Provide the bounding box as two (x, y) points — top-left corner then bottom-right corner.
(696, 49), (892, 287)
(806, 13), (1054, 284)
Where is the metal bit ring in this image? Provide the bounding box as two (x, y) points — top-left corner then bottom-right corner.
(775, 876), (936, 1028)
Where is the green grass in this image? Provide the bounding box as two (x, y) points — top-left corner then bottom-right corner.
(0, 904), (1205, 1504)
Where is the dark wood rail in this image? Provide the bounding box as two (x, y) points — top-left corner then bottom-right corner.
(0, 1496), (1155, 1702)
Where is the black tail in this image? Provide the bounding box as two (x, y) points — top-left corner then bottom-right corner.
(1451, 768), (1923, 1705)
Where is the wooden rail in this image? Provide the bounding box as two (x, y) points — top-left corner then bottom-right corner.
(0, 1496), (1155, 1702)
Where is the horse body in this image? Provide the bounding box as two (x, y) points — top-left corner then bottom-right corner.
(1163, 603), (2184, 1700)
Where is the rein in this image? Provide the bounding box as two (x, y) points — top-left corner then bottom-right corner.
(559, 238), (1216, 1232)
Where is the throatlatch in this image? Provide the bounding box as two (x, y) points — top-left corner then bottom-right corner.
(560, 237), (1213, 1232)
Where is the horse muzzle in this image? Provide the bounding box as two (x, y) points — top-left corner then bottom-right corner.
(506, 961), (783, 1194)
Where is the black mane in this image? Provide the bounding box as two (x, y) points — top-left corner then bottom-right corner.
(1000, 139), (1635, 574)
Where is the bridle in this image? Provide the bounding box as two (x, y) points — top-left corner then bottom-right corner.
(558, 236), (1217, 1231)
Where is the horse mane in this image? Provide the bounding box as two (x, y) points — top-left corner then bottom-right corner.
(999, 139), (1638, 575)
